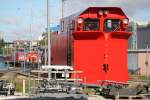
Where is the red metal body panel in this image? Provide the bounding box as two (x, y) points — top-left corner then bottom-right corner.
(51, 7), (132, 84)
(16, 51), (25, 61)
(13, 49), (39, 63)
(51, 32), (67, 65)
(73, 33), (130, 84)
(27, 51), (39, 63)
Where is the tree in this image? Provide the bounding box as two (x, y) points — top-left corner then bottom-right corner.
(147, 22), (150, 28)
(0, 38), (5, 48)
(39, 32), (48, 46)
(0, 38), (5, 54)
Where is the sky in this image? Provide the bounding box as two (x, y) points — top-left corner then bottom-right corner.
(0, 0), (150, 42)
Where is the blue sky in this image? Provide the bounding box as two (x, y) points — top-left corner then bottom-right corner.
(0, 0), (150, 42)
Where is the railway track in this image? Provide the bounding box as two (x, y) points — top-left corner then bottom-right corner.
(0, 68), (20, 73)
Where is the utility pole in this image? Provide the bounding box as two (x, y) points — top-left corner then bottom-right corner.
(47, 0), (51, 80)
(62, 0), (65, 18)
(62, 0), (68, 82)
(62, 0), (67, 18)
(44, 34), (47, 65)
(30, 8), (34, 52)
(47, 0), (51, 66)
(13, 46), (16, 68)
(24, 47), (26, 73)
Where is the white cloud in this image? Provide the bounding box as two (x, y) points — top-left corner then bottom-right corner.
(2, 0), (150, 41)
(64, 0), (150, 17)
(2, 21), (45, 42)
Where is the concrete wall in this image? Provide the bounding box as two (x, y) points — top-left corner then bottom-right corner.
(138, 53), (150, 76)
(128, 52), (150, 76)
(128, 53), (138, 70)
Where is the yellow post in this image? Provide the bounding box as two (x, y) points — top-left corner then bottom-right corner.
(23, 80), (25, 96)
(129, 96), (132, 100)
(115, 96), (119, 100)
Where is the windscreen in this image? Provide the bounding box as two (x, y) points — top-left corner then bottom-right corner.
(104, 19), (120, 32)
(83, 18), (100, 31)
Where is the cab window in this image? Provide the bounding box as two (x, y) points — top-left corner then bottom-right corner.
(83, 18), (100, 31)
(61, 21), (64, 32)
(104, 19), (120, 32)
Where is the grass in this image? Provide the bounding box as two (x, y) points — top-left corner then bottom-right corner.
(0, 76), (37, 94)
(14, 79), (36, 93)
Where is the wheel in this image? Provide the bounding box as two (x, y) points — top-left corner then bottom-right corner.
(10, 91), (14, 95)
(5, 92), (8, 96)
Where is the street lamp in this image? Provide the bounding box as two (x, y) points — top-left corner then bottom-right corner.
(144, 41), (149, 80)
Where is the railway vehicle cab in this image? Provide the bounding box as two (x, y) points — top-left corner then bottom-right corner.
(73, 7), (130, 39)
(71, 7), (132, 84)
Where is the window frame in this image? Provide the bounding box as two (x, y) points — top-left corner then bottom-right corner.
(61, 21), (64, 32)
(83, 18), (100, 31)
(104, 19), (121, 32)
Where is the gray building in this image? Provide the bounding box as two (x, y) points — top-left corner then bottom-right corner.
(128, 23), (150, 75)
